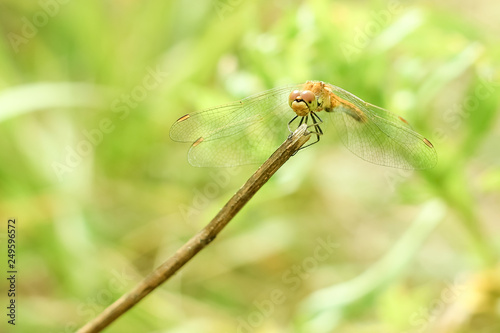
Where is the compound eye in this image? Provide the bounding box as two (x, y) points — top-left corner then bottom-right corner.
(300, 90), (315, 104)
(289, 90), (301, 105)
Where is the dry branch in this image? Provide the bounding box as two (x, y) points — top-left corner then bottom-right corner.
(77, 124), (311, 332)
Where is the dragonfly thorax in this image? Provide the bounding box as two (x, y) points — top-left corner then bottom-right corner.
(288, 81), (333, 117)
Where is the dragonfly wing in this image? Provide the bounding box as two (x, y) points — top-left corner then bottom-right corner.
(170, 85), (299, 167)
(187, 109), (291, 167)
(327, 85), (437, 169)
(170, 102), (249, 143)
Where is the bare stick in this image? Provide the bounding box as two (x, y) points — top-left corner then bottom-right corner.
(77, 124), (311, 332)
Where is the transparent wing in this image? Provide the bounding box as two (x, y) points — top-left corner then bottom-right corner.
(170, 85), (300, 167)
(327, 84), (437, 169)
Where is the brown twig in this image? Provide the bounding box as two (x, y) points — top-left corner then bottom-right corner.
(77, 124), (311, 332)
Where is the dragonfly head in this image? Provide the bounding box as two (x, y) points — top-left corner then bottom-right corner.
(289, 89), (318, 117)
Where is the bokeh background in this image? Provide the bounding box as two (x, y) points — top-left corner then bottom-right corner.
(1, 0), (499, 332)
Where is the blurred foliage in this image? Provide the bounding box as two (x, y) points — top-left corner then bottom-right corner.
(0, 0), (499, 332)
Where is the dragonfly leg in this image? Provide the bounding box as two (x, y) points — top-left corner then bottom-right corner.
(292, 112), (323, 154)
(305, 112), (323, 133)
(297, 116), (306, 130)
(311, 112), (323, 126)
(310, 112), (324, 136)
(287, 116), (298, 133)
(287, 115), (307, 139)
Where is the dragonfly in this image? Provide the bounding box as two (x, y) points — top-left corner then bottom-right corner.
(170, 81), (437, 169)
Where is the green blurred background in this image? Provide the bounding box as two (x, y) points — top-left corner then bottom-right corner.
(1, 0), (499, 332)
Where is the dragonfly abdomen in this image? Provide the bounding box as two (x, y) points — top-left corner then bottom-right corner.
(326, 93), (367, 122)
